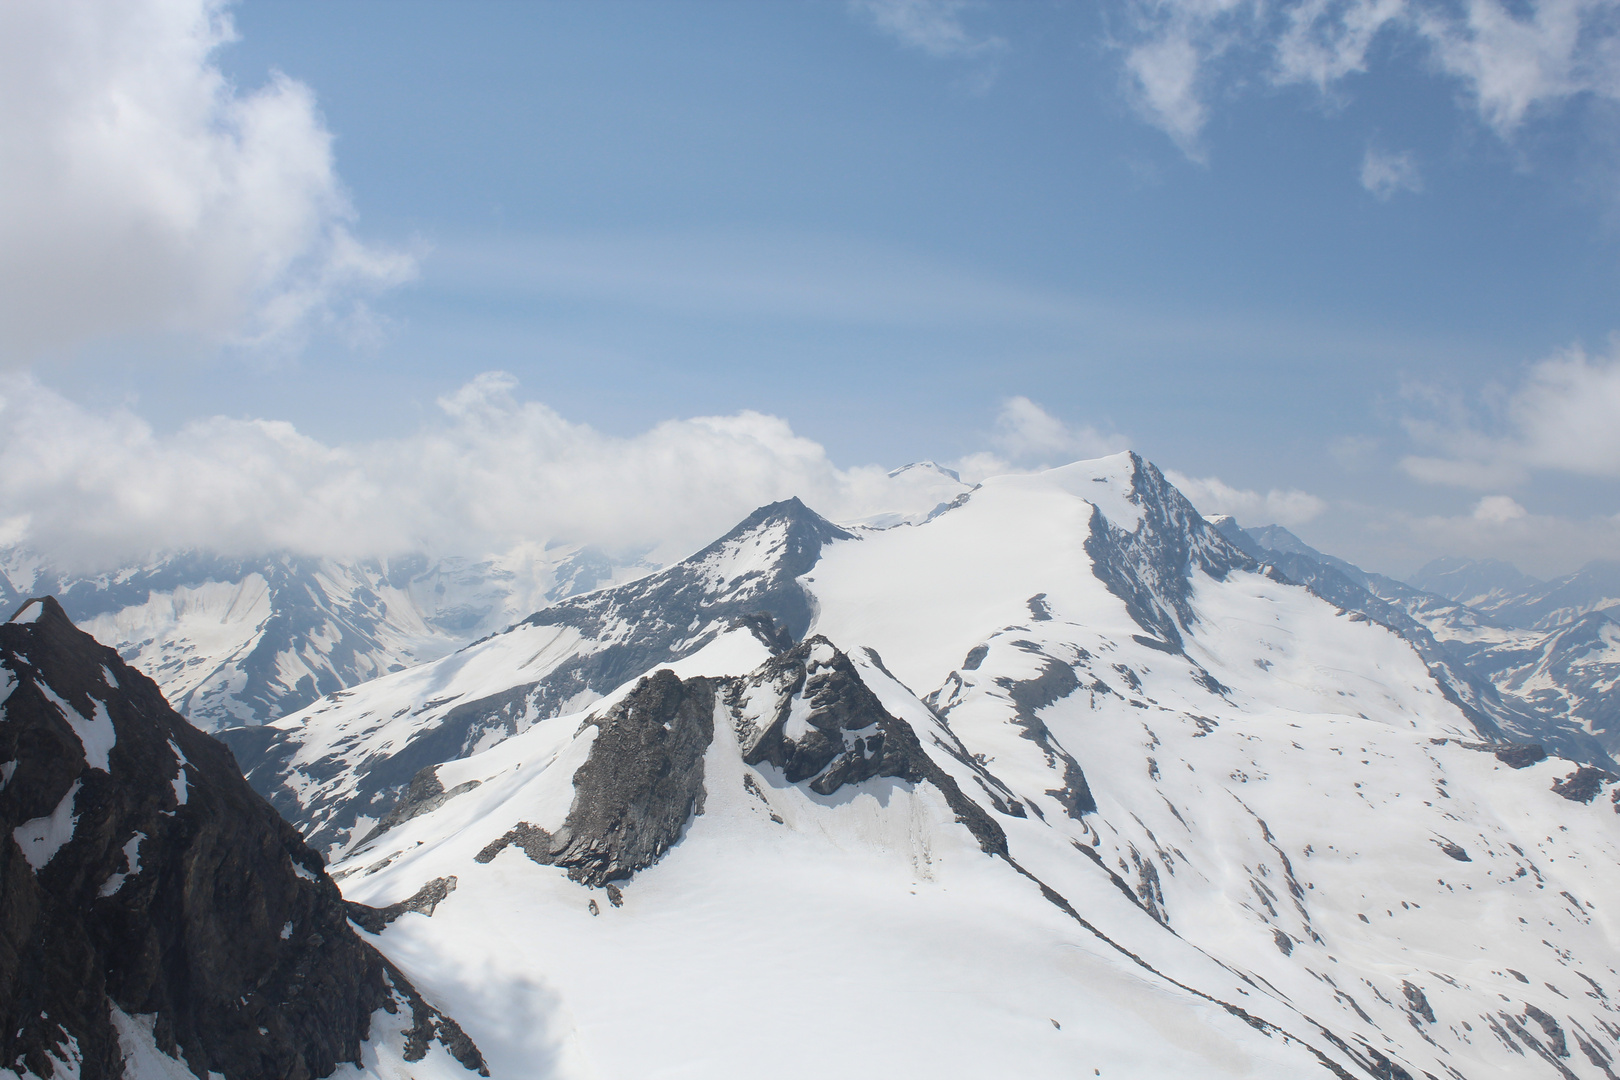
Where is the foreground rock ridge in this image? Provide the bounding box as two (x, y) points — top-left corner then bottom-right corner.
(0, 598), (485, 1080)
(52, 451), (1620, 1079)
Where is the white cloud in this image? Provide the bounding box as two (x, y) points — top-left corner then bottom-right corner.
(1116, 0), (1620, 156)
(1162, 470), (1329, 526)
(849, 0), (1007, 60)
(1275, 0), (1409, 89)
(950, 397), (1130, 481)
(1472, 494), (1529, 522)
(0, 374), (1028, 572)
(1417, 0), (1620, 135)
(1125, 30), (1211, 158)
(1361, 145), (1423, 198)
(1400, 343), (1620, 486)
(0, 0), (413, 361)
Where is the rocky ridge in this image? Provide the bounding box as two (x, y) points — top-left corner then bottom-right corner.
(0, 598), (484, 1080)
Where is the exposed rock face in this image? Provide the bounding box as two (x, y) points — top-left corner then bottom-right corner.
(0, 597), (485, 1080)
(731, 638), (930, 795)
(1083, 454), (1253, 654)
(729, 638), (1009, 857)
(477, 670), (716, 887)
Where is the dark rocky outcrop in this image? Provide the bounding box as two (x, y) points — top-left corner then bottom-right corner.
(1551, 765), (1618, 804)
(1083, 454), (1254, 654)
(0, 598), (485, 1080)
(731, 639), (929, 796)
(729, 638), (1008, 857)
(476, 670), (716, 887)
(346, 876), (459, 934)
(994, 655), (1096, 818)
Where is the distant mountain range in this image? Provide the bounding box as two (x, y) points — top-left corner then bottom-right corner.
(0, 545), (656, 732)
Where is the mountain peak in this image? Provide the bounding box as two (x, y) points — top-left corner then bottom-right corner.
(6, 594), (68, 627)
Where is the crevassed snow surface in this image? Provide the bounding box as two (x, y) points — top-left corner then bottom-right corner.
(275, 456), (1620, 1080)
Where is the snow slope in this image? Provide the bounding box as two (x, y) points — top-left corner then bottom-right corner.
(1221, 520), (1620, 763)
(250, 452), (1620, 1080)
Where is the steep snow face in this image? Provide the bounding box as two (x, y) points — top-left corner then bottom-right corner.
(222, 500), (850, 858)
(0, 546), (653, 732)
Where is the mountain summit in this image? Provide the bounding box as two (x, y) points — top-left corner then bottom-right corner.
(218, 452), (1620, 1080)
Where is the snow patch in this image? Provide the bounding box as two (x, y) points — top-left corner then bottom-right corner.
(9, 599), (44, 624)
(13, 779), (82, 871)
(109, 1005), (200, 1080)
(98, 831), (146, 898)
(168, 740), (190, 806)
(36, 682), (115, 772)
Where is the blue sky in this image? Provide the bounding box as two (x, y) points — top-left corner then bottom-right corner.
(3, 0), (1619, 576)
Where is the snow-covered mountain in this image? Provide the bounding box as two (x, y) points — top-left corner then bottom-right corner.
(1409, 556), (1547, 615)
(0, 545), (654, 733)
(0, 597), (485, 1080)
(1217, 521), (1620, 763)
(222, 453), (1620, 1080)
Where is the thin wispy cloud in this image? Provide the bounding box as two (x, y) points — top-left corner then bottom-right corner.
(1361, 145), (1424, 198)
(1163, 469), (1328, 526)
(1118, 0), (1620, 158)
(849, 0), (1007, 60)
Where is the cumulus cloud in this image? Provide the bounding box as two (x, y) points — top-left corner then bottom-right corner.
(1162, 470), (1328, 526)
(0, 381), (1154, 571)
(849, 0), (1007, 60)
(1361, 145), (1423, 198)
(1117, 0), (1620, 156)
(1400, 344), (1620, 487)
(0, 374), (1001, 572)
(0, 0), (413, 361)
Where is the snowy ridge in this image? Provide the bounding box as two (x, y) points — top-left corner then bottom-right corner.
(221, 499), (852, 857)
(237, 451), (1620, 1079)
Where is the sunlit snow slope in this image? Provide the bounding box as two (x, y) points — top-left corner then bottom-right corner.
(249, 453), (1620, 1080)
